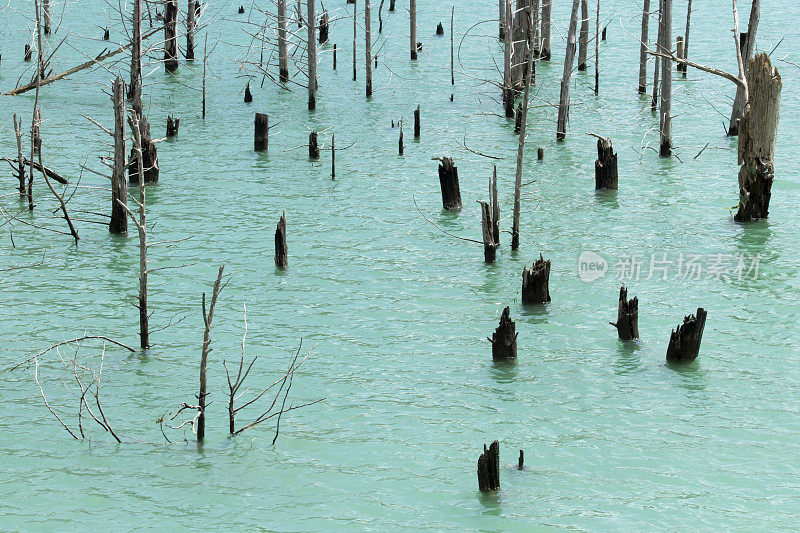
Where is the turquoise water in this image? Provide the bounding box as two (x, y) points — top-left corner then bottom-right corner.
(1, 0), (799, 529)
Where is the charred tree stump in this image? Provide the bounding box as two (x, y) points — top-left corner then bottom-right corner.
(489, 307), (517, 361)
(477, 441), (500, 492)
(478, 200), (497, 263)
(166, 114), (180, 137)
(414, 105), (420, 138)
(164, 0), (178, 73)
(610, 286), (638, 340)
(518, 449), (524, 470)
(309, 131), (319, 159)
(244, 81), (253, 103)
(25, 44), (32, 62)
(594, 136), (618, 190)
(398, 119), (404, 155)
(735, 53), (781, 222)
(436, 22), (444, 35)
(238, 5), (245, 13)
(104, 28), (110, 40)
(319, 11), (329, 44)
(666, 308), (707, 362)
(537, 147), (544, 160)
(110, 78), (128, 234)
(129, 116), (159, 184)
(275, 212), (288, 268)
(522, 254), (551, 304)
(435, 157), (461, 210)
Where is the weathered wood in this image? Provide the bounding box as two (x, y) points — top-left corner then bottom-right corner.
(389, 0), (395, 11)
(319, 11), (329, 44)
(13, 115), (25, 196)
(278, 0), (289, 82)
(238, 5), (245, 13)
(499, 0), (505, 39)
(503, 0), (513, 116)
(489, 307), (517, 360)
(244, 81), (253, 103)
(531, 0), (540, 57)
(398, 119), (404, 155)
(436, 22), (444, 36)
(333, 43), (337, 69)
(436, 157), (461, 210)
(514, 102), (522, 134)
(557, 0), (581, 141)
(198, 265), (225, 441)
(353, 0), (357, 81)
(414, 105), (420, 138)
(410, 0), (417, 60)
(477, 441), (500, 492)
(491, 166), (500, 244)
(450, 8), (455, 87)
(24, 44), (32, 62)
(594, 0), (599, 93)
(680, 0), (691, 76)
(675, 36), (683, 71)
(164, 0), (178, 73)
(110, 77), (128, 234)
(129, 112), (149, 349)
(659, 0), (672, 156)
(331, 134), (335, 179)
(594, 136), (618, 190)
(666, 308), (707, 362)
(309, 131), (319, 159)
(166, 114), (180, 137)
(43, 0), (51, 34)
(540, 0), (551, 60)
(104, 28), (110, 40)
(511, 0), (529, 91)
(735, 53), (781, 222)
(129, 0), (142, 107)
(275, 212), (288, 268)
(610, 286), (638, 340)
(478, 200), (497, 263)
(651, 0), (661, 110)
(187, 0), (196, 60)
(512, 12), (534, 250)
(308, 0), (317, 110)
(729, 0), (760, 136)
(518, 449), (524, 470)
(537, 147), (544, 160)
(578, 0), (588, 70)
(522, 254), (551, 304)
(202, 34), (207, 117)
(365, 0), (372, 98)
(128, 116), (158, 184)
(638, 0), (650, 93)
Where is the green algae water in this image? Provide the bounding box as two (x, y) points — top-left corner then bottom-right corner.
(1, 0), (800, 529)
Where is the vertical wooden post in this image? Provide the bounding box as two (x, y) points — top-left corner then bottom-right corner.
(365, 0), (372, 98)
(309, 131), (319, 159)
(522, 254), (551, 304)
(477, 441), (500, 491)
(666, 308), (706, 362)
(499, 0), (505, 40)
(244, 81), (253, 103)
(436, 157), (461, 210)
(352, 0), (357, 81)
(110, 78), (127, 234)
(491, 166), (500, 244)
(13, 115), (25, 197)
(676, 36), (683, 69)
(333, 43), (337, 69)
(556, 0), (580, 141)
(275, 212), (288, 268)
(254, 113), (269, 151)
(503, 0), (514, 117)
(389, 0), (395, 11)
(658, 0), (672, 156)
(511, 0), (528, 91)
(512, 7), (533, 250)
(611, 286), (639, 340)
(198, 266), (225, 441)
(729, 0), (760, 136)
(164, 0), (178, 73)
(331, 134), (335, 179)
(735, 53), (781, 221)
(594, 136), (618, 190)
(202, 34), (207, 117)
(129, 112), (149, 349)
(531, 0), (540, 57)
(651, 0), (661, 111)
(489, 308), (517, 360)
(278, 0), (289, 82)
(479, 200), (497, 263)
(578, 0), (588, 70)
(540, 0), (551, 60)
(450, 7), (455, 87)
(594, 0), (599, 93)
(43, 0), (51, 34)
(414, 105), (420, 138)
(398, 119), (404, 155)
(319, 11), (329, 43)
(187, 0), (196, 60)
(638, 0), (650, 93)
(680, 0), (691, 76)
(308, 0), (317, 110)
(129, 0), (142, 106)
(410, 0), (417, 60)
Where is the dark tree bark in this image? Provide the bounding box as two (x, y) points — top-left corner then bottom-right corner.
(477, 441), (500, 491)
(275, 212), (287, 268)
(110, 77), (127, 234)
(436, 157), (461, 210)
(610, 286), (638, 340)
(666, 308), (706, 362)
(166, 114), (180, 137)
(594, 136), (618, 190)
(309, 131), (319, 159)
(522, 254), (551, 304)
(489, 306), (517, 360)
(164, 0), (179, 73)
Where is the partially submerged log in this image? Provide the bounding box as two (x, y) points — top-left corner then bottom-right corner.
(593, 135), (618, 190)
(477, 441), (500, 492)
(522, 254), (551, 304)
(435, 156), (461, 210)
(309, 131), (319, 159)
(275, 212), (287, 268)
(735, 53), (781, 222)
(166, 114), (179, 137)
(254, 113), (269, 151)
(610, 286), (638, 340)
(489, 307), (517, 360)
(666, 308), (707, 362)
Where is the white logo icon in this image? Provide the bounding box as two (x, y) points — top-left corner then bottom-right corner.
(578, 251), (607, 283)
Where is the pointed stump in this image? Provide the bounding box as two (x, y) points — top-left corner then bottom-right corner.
(275, 212), (287, 268)
(436, 156), (461, 210)
(594, 136), (618, 190)
(489, 306), (517, 361)
(610, 286), (638, 340)
(477, 440), (500, 492)
(666, 308), (707, 362)
(522, 254), (551, 304)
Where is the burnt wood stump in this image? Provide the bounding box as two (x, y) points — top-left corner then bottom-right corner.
(309, 131), (319, 159)
(414, 105), (421, 138)
(522, 254), (551, 304)
(477, 441), (500, 492)
(238, 5), (245, 13)
(104, 28), (110, 40)
(254, 113), (269, 151)
(594, 136), (618, 190)
(537, 147), (544, 160)
(24, 44), (32, 62)
(478, 200), (497, 263)
(129, 116), (159, 184)
(518, 449), (524, 470)
(489, 306), (517, 361)
(666, 308), (707, 362)
(610, 286), (639, 340)
(166, 114), (180, 137)
(319, 12), (329, 44)
(275, 211), (287, 268)
(244, 81), (253, 103)
(436, 22), (444, 35)
(435, 156), (461, 210)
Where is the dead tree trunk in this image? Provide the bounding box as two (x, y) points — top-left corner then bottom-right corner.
(365, 0), (373, 98)
(319, 11), (329, 44)
(202, 34), (207, 117)
(436, 157), (461, 210)
(638, 0), (650, 93)
(278, 0), (289, 82)
(512, 10), (534, 250)
(556, 0), (581, 141)
(651, 1), (661, 110)
(511, 0), (529, 91)
(479, 201), (497, 263)
(594, 0), (599, 93)
(198, 266), (226, 441)
(129, 116), (158, 183)
(659, 0), (672, 156)
(666, 308), (706, 362)
(540, 0), (551, 60)
(352, 0), (357, 80)
(410, 0), (417, 60)
(331, 134), (335, 179)
(389, 0), (395, 11)
(489, 307), (517, 360)
(129, 0), (142, 104)
(728, 0), (760, 136)
(414, 105), (420, 138)
(399, 119), (404, 155)
(13, 114), (25, 196)
(522, 254), (551, 304)
(578, 0), (588, 70)
(735, 53), (781, 222)
(110, 77), (127, 234)
(593, 136), (618, 190)
(254, 113), (269, 151)
(676, 36), (683, 70)
(499, 0), (505, 39)
(244, 81), (253, 102)
(491, 166), (500, 244)
(450, 7), (455, 87)
(186, 0), (196, 60)
(164, 0), (178, 73)
(166, 114), (179, 137)
(309, 131), (319, 159)
(680, 0), (691, 76)
(25, 44), (32, 62)
(503, 0), (514, 117)
(275, 212), (287, 268)
(531, 0), (540, 57)
(514, 102), (522, 134)
(610, 286), (638, 340)
(307, 0), (317, 110)
(477, 441), (500, 491)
